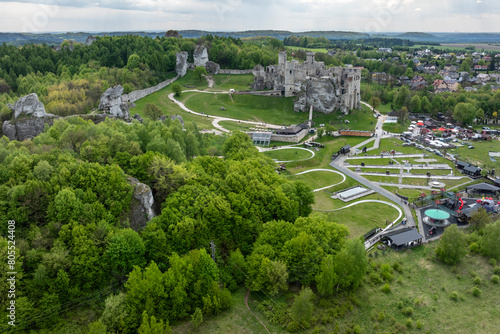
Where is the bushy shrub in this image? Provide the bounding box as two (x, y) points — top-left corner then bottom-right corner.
(370, 272), (383, 285)
(472, 287), (481, 297)
(416, 320), (424, 329)
(490, 258), (497, 266)
(469, 242), (480, 253)
(493, 266), (500, 275)
(382, 283), (391, 293)
(402, 307), (413, 316)
(473, 276), (482, 285)
(392, 262), (403, 273)
(405, 318), (413, 328)
(450, 291), (459, 301)
(491, 275), (500, 284)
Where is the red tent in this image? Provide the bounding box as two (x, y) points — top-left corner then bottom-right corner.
(438, 127), (446, 131)
(417, 122), (424, 126)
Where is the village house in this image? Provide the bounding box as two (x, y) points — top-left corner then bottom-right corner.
(433, 79), (460, 93)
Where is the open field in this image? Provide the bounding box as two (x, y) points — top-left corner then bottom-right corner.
(130, 70), (214, 129)
(285, 136), (368, 171)
(263, 148), (314, 161)
(317, 200), (400, 238)
(448, 139), (500, 170)
(181, 243), (500, 334)
(441, 43), (500, 51)
(285, 45), (329, 53)
(212, 74), (254, 91)
(217, 120), (254, 132)
(181, 92), (300, 125)
(383, 120), (411, 134)
(171, 288), (286, 334)
(288, 169), (344, 190)
(413, 43), (500, 52)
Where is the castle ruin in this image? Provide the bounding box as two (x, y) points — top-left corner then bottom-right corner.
(252, 51), (361, 114)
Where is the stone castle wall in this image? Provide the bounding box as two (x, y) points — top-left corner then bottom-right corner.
(121, 76), (180, 103)
(218, 69), (253, 75)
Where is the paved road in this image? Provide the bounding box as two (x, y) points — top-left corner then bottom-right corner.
(329, 159), (417, 228)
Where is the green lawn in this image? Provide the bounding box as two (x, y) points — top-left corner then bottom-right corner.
(262, 148), (313, 162)
(218, 120), (254, 132)
(212, 74), (254, 91)
(317, 199), (400, 238)
(383, 120), (411, 134)
(171, 287), (286, 334)
(187, 242), (500, 334)
(129, 71), (215, 129)
(346, 158), (394, 165)
(287, 170), (344, 190)
(180, 92), (303, 126)
(285, 136), (368, 172)
(376, 103), (393, 115)
(286, 45), (329, 53)
(448, 139), (500, 170)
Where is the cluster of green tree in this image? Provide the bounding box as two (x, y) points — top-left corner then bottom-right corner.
(283, 35), (332, 49)
(0, 34), (283, 119)
(332, 38), (417, 49)
(436, 208), (500, 265)
(203, 35), (279, 69)
(2, 121), (348, 332)
(363, 84), (500, 124)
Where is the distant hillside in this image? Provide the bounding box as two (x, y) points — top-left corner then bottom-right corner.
(1, 30), (500, 46)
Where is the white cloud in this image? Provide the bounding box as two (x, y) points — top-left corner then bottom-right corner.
(0, 0), (499, 32)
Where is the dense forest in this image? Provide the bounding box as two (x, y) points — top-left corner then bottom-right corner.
(0, 34), (280, 122)
(0, 114), (373, 332)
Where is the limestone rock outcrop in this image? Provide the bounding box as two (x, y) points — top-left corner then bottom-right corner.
(176, 52), (188, 77)
(205, 61), (220, 75)
(125, 177), (156, 231)
(13, 93), (47, 119)
(159, 115), (184, 127)
(98, 85), (130, 119)
(2, 117), (55, 141)
(193, 45), (209, 67)
(133, 113), (143, 123)
(294, 78), (340, 114)
(85, 35), (96, 46)
(165, 30), (180, 38)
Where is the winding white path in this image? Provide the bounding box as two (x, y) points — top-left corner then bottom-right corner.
(292, 168), (347, 192)
(168, 90), (283, 133)
(316, 199), (403, 224)
(268, 147), (316, 163)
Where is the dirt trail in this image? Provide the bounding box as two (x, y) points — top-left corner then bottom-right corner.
(245, 289), (271, 334)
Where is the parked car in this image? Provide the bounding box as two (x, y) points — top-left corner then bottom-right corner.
(468, 145), (475, 149)
(482, 127), (490, 130)
(426, 147), (433, 152)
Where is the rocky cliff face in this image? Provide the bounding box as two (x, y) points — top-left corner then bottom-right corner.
(176, 52), (188, 77)
(98, 85), (130, 119)
(193, 45), (209, 67)
(85, 35), (96, 46)
(12, 93), (47, 119)
(125, 177), (156, 231)
(2, 117), (55, 141)
(205, 61), (220, 75)
(294, 78), (340, 114)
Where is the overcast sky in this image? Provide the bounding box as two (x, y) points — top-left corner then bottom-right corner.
(1, 0), (499, 33)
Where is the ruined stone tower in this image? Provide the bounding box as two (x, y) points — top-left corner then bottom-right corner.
(252, 51), (361, 114)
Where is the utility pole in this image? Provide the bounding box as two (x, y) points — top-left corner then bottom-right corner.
(210, 240), (216, 262)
